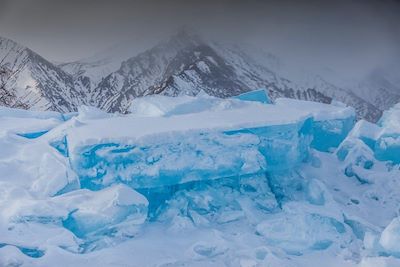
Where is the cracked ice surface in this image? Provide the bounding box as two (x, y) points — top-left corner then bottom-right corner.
(1, 93), (400, 267)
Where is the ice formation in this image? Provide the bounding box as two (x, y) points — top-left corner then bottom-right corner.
(274, 98), (356, 152)
(232, 88), (271, 104)
(69, 100), (314, 190)
(1, 93), (400, 266)
(337, 103), (400, 165)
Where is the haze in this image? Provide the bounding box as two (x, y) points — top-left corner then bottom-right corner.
(0, 0), (399, 82)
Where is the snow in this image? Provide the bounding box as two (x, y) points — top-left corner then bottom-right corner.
(0, 106), (63, 120)
(1, 95), (400, 266)
(275, 98), (355, 121)
(275, 98), (356, 151)
(129, 92), (273, 117)
(256, 211), (345, 253)
(379, 218), (400, 256)
(70, 100), (311, 149)
(1, 117), (62, 137)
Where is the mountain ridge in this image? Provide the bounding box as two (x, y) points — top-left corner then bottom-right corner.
(0, 32), (394, 121)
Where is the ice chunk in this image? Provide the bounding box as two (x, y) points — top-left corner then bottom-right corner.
(305, 179), (325, 206)
(256, 212), (345, 254)
(3, 96), (396, 265)
(1, 117), (63, 137)
(275, 98), (356, 152)
(128, 94), (263, 118)
(335, 123), (377, 185)
(4, 184), (148, 251)
(62, 112), (79, 121)
(30, 152), (79, 197)
(61, 184), (148, 239)
(336, 121), (379, 163)
(375, 136), (400, 164)
(0, 133), (75, 194)
(311, 118), (356, 152)
(0, 106), (63, 120)
(67, 104), (313, 190)
(375, 103), (400, 164)
(0, 105), (64, 140)
(128, 95), (197, 117)
(379, 217), (400, 257)
(147, 172), (279, 225)
(347, 120), (381, 150)
(363, 218), (400, 260)
(378, 103), (400, 131)
(0, 245), (29, 266)
(336, 137), (376, 183)
(337, 104), (400, 164)
(233, 89), (271, 104)
(274, 98), (355, 123)
(76, 105), (115, 121)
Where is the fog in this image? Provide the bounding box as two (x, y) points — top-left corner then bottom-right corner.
(0, 0), (399, 81)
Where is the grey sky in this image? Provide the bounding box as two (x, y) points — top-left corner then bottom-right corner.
(0, 0), (399, 81)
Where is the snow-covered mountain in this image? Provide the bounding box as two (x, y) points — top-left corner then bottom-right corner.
(88, 31), (381, 120)
(354, 65), (400, 113)
(0, 37), (86, 112)
(0, 31), (395, 121)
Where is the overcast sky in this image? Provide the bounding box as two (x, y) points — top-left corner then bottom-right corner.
(0, 0), (399, 80)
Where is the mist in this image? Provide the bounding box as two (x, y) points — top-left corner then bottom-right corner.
(0, 0), (399, 82)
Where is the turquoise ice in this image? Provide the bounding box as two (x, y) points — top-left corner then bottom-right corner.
(232, 89), (271, 104)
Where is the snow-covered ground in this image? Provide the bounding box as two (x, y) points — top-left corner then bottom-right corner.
(1, 92), (400, 267)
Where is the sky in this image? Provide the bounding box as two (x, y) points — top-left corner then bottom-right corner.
(0, 0), (399, 81)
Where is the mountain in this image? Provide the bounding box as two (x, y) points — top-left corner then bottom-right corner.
(0, 32), (393, 121)
(0, 36), (86, 112)
(354, 65), (400, 113)
(90, 31), (381, 120)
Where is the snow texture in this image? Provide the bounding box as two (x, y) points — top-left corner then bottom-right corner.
(0, 94), (400, 266)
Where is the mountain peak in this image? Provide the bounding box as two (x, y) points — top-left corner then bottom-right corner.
(0, 36), (28, 65)
(0, 35), (24, 49)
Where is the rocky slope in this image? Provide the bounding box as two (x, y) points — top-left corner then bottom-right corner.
(0, 37), (87, 112)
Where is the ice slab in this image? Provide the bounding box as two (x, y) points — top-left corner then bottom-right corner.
(147, 173), (279, 222)
(61, 184), (148, 239)
(0, 106), (63, 120)
(337, 103), (400, 164)
(128, 94), (264, 117)
(128, 95), (198, 117)
(379, 217), (400, 257)
(67, 104), (313, 190)
(1, 97), (400, 265)
(365, 217), (400, 259)
(375, 104), (400, 164)
(0, 106), (66, 141)
(256, 212), (345, 254)
(275, 98), (356, 152)
(75, 105), (115, 121)
(2, 184), (148, 251)
(0, 117), (63, 138)
(274, 98), (355, 122)
(336, 120), (379, 172)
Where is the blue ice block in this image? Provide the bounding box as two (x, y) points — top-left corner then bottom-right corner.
(232, 89), (271, 104)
